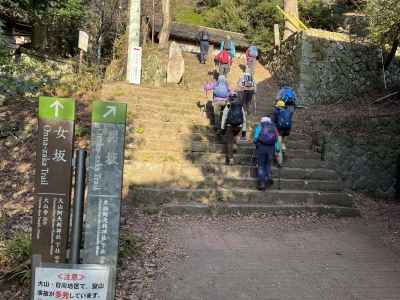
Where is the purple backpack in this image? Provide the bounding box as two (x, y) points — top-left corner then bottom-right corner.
(259, 123), (277, 145)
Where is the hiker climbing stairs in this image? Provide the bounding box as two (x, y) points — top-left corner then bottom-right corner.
(96, 52), (359, 217)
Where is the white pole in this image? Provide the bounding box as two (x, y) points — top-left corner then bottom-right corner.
(274, 24), (281, 49)
(127, 0), (141, 83)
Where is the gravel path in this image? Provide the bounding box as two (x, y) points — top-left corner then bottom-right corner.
(154, 214), (400, 300)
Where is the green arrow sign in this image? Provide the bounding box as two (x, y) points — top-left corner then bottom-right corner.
(92, 101), (127, 124)
(39, 97), (75, 121)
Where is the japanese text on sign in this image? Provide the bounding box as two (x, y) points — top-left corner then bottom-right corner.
(33, 266), (109, 300)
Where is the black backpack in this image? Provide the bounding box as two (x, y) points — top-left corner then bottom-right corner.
(227, 101), (243, 126)
(201, 31), (209, 41)
(244, 74), (255, 88)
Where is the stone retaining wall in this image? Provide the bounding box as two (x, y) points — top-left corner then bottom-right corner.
(323, 117), (400, 198)
(265, 28), (400, 105)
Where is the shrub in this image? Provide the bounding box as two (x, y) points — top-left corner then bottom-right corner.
(5, 230), (31, 266)
(119, 231), (145, 261)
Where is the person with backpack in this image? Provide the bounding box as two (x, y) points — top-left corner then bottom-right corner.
(204, 75), (231, 131)
(238, 72), (257, 115)
(220, 35), (236, 60)
(221, 93), (247, 165)
(273, 100), (294, 154)
(276, 85), (297, 113)
(253, 116), (279, 190)
(198, 29), (210, 64)
(245, 45), (258, 76)
(215, 48), (232, 77)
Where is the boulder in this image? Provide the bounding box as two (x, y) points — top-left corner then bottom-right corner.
(167, 42), (185, 84)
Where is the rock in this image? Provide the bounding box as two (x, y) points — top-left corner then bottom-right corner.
(167, 42), (185, 84)
(0, 94), (6, 106)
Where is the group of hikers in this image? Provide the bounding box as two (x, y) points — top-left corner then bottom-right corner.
(199, 29), (297, 191)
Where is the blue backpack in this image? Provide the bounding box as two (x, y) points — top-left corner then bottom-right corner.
(214, 81), (229, 98)
(259, 123), (277, 145)
(248, 45), (258, 58)
(277, 108), (292, 129)
(282, 88), (296, 105)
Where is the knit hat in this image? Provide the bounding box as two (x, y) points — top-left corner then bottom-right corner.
(275, 100), (285, 108)
(260, 117), (271, 123)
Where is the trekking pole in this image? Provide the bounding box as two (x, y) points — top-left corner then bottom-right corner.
(254, 95), (257, 115)
(278, 165), (281, 190)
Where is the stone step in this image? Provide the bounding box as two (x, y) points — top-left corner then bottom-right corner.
(129, 112), (211, 124)
(129, 126), (310, 143)
(214, 165), (338, 180)
(161, 203), (360, 217)
(127, 102), (205, 115)
(131, 177), (343, 192)
(222, 177), (343, 191)
(128, 137), (311, 152)
(128, 147), (320, 161)
(190, 142), (314, 155)
(124, 161), (339, 181)
(190, 154), (327, 169)
(128, 187), (354, 208)
(129, 111), (310, 126)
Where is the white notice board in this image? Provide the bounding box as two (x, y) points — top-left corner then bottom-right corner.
(33, 264), (110, 300)
(78, 31), (89, 52)
(128, 47), (142, 85)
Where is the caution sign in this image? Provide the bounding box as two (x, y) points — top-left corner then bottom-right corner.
(32, 264), (110, 300)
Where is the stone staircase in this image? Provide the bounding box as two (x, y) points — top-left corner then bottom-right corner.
(97, 53), (359, 217)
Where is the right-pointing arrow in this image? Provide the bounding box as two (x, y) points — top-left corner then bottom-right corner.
(103, 106), (117, 118)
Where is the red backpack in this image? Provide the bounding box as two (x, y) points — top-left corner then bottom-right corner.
(217, 50), (230, 64)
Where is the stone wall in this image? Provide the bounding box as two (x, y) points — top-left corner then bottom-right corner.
(265, 28), (400, 105)
(324, 117), (400, 198)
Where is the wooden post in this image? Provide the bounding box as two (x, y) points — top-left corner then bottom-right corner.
(79, 49), (84, 72)
(152, 0), (155, 44)
(274, 24), (281, 50)
(283, 0), (299, 40)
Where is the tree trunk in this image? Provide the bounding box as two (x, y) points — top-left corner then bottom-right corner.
(384, 38), (399, 69)
(283, 0), (299, 40)
(32, 21), (47, 51)
(159, 0), (171, 49)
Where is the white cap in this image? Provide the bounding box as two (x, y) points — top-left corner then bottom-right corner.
(261, 117), (271, 123)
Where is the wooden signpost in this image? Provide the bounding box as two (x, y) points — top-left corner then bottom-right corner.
(31, 98), (127, 300)
(32, 96), (75, 264)
(83, 101), (127, 299)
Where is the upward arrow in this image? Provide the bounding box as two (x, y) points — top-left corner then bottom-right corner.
(50, 100), (64, 117)
(103, 105), (117, 118)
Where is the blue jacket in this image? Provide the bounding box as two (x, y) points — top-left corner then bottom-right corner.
(220, 40), (236, 58)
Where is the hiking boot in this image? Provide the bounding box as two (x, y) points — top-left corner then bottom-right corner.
(257, 182), (267, 191)
(225, 158), (234, 166)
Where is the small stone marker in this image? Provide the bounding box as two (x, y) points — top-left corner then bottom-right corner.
(83, 101), (127, 300)
(32, 96), (75, 263)
(167, 42), (185, 83)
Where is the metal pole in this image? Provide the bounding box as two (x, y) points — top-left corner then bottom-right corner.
(70, 149), (87, 264)
(380, 48), (387, 89)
